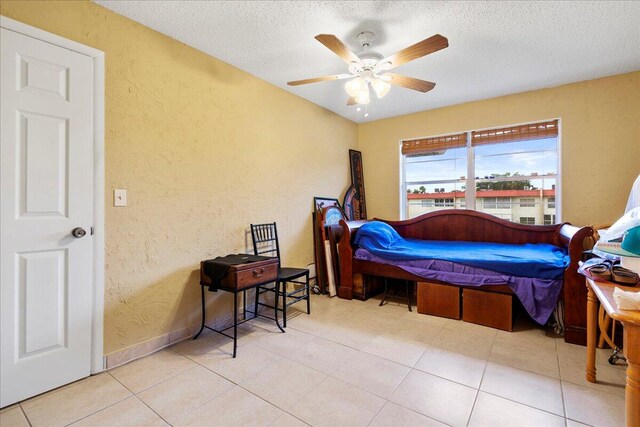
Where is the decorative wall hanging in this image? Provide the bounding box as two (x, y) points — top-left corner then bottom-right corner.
(349, 149), (367, 219)
(343, 185), (357, 220)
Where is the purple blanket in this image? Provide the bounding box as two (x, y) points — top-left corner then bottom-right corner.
(355, 248), (563, 325)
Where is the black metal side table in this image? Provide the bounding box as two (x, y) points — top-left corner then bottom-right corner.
(194, 254), (283, 357)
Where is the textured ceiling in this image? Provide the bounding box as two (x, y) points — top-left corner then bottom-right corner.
(95, 1), (640, 123)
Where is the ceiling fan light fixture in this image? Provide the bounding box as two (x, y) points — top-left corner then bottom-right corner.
(355, 85), (370, 105)
(345, 77), (365, 97)
(371, 78), (391, 99)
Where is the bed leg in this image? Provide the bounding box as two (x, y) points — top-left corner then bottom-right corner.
(379, 278), (388, 306)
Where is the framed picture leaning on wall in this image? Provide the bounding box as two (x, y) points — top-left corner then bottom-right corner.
(313, 197), (341, 213)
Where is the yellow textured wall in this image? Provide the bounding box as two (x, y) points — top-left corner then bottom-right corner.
(359, 72), (640, 226)
(2, 0), (639, 357)
(0, 1), (358, 354)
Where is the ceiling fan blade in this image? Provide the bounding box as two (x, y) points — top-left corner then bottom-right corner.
(288, 74), (352, 86)
(380, 34), (448, 70)
(315, 34), (362, 65)
(386, 73), (436, 93)
(347, 96), (357, 106)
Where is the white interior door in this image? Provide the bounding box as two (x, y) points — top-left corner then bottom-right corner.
(1, 27), (94, 407)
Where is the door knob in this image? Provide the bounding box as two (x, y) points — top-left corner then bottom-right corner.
(71, 227), (87, 238)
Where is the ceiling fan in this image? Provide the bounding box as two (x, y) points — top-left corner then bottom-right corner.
(288, 31), (448, 110)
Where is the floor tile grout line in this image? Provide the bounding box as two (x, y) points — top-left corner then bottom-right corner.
(16, 373), (133, 426)
(176, 348), (270, 387)
(285, 350), (404, 401)
(267, 410), (311, 427)
(388, 396), (454, 427)
(466, 327), (497, 427)
(157, 385), (233, 427)
(59, 383), (133, 427)
(382, 358), (413, 401)
(556, 340), (569, 420)
(368, 400), (447, 427)
(129, 395), (172, 426)
(240, 359), (331, 411)
(365, 400), (387, 427)
(175, 328), (356, 419)
(237, 375), (331, 425)
(485, 357), (561, 382)
(566, 416), (595, 427)
(478, 389), (567, 419)
(108, 354), (196, 396)
(17, 403), (33, 427)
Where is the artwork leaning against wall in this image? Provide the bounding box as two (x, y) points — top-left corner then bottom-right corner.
(402, 120), (559, 225)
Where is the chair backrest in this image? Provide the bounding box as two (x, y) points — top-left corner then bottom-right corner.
(250, 222), (281, 267)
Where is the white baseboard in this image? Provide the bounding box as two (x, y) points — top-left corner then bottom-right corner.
(104, 295), (275, 370)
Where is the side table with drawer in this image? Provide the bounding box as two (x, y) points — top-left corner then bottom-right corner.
(195, 254), (281, 357)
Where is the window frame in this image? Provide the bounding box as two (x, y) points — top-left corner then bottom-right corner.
(519, 217), (536, 225)
(519, 197), (535, 208)
(544, 214), (556, 225)
(399, 119), (562, 222)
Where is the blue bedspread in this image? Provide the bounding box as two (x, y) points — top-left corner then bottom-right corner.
(354, 221), (570, 279)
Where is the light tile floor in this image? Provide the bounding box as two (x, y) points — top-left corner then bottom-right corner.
(2, 294), (627, 426)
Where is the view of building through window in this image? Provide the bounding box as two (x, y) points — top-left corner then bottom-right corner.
(403, 123), (558, 225)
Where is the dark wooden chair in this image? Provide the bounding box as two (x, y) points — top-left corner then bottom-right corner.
(250, 223), (310, 327)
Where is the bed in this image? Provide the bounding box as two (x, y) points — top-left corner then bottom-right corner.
(334, 209), (594, 345)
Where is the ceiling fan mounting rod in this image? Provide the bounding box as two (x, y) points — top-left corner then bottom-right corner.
(357, 31), (375, 48)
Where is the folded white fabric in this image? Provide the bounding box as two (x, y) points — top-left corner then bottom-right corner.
(613, 287), (640, 311)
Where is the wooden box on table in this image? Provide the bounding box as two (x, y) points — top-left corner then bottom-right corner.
(199, 257), (278, 291)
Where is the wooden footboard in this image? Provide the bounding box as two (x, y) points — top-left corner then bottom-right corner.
(336, 210), (594, 344)
(558, 223), (595, 345)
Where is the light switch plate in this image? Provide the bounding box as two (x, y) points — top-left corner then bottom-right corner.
(114, 189), (127, 207)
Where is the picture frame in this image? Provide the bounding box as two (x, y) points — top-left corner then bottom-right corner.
(313, 196), (341, 213)
(342, 185), (356, 221)
(319, 205), (347, 297)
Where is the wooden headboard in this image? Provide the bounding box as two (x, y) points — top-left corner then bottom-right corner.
(335, 209), (594, 345)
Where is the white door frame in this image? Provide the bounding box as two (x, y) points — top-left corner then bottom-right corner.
(0, 16), (105, 373)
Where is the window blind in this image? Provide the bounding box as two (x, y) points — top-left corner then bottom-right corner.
(401, 132), (467, 156)
(471, 120), (558, 146)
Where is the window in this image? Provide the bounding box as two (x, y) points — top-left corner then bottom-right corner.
(482, 197), (511, 209)
(520, 217), (536, 225)
(519, 198), (535, 208)
(544, 214), (556, 225)
(402, 120), (559, 223)
(435, 198), (454, 207)
(403, 133), (467, 218)
(482, 197), (496, 210)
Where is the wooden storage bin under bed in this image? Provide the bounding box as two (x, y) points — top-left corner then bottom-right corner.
(462, 288), (513, 331)
(417, 281), (513, 331)
(417, 282), (461, 319)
